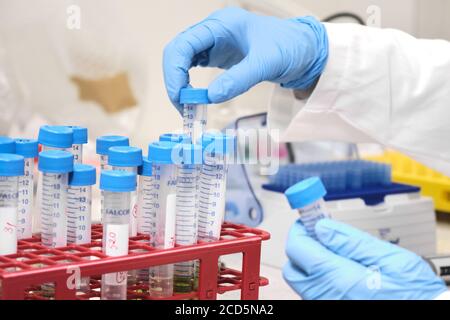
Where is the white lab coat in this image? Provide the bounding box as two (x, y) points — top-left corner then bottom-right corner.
(268, 22), (450, 177)
(269, 22), (450, 300)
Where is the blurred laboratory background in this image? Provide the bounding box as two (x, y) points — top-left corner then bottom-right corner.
(1, 0), (450, 153)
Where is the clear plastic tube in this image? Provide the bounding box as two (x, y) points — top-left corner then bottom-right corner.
(101, 191), (131, 300)
(111, 166), (139, 285)
(174, 163), (200, 293)
(285, 177), (329, 240)
(183, 103), (207, 144)
(136, 174), (154, 283)
(137, 175), (154, 236)
(67, 185), (92, 244)
(17, 158), (34, 240)
(297, 199), (329, 240)
(149, 163), (177, 298)
(99, 154), (109, 227)
(112, 166), (138, 237)
(40, 172), (69, 248)
(72, 144), (83, 164)
(0, 176), (19, 255)
(100, 155), (109, 171)
(36, 145), (69, 232)
(67, 184), (92, 291)
(198, 153), (228, 242)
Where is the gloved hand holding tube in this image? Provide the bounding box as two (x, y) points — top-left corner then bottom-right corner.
(163, 7), (329, 111)
(283, 219), (448, 300)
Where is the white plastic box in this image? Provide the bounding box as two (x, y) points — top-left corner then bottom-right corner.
(257, 189), (437, 269)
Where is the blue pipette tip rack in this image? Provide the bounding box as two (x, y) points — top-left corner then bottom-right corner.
(263, 160), (419, 206)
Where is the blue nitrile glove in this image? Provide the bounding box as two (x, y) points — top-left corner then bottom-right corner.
(283, 219), (447, 300)
(163, 7), (328, 111)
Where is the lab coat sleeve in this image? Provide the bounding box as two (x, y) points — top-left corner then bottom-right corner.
(268, 23), (450, 176)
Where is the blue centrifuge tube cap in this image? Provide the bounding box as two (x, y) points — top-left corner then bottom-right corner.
(0, 154), (25, 177)
(148, 141), (181, 165)
(38, 125), (74, 149)
(96, 135), (130, 156)
(15, 139), (39, 159)
(285, 177), (327, 210)
(69, 164), (97, 187)
(38, 150), (74, 174)
(68, 126), (88, 145)
(100, 170), (137, 192)
(138, 157), (153, 177)
(180, 88), (210, 105)
(0, 137), (16, 154)
(108, 146), (143, 168)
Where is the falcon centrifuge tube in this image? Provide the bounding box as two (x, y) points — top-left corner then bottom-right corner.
(0, 154), (24, 255)
(198, 133), (235, 242)
(180, 88), (209, 144)
(96, 136), (130, 170)
(68, 164), (96, 291)
(67, 164), (96, 245)
(148, 141), (178, 298)
(174, 144), (203, 293)
(285, 177), (329, 240)
(100, 170), (137, 300)
(68, 126), (88, 164)
(108, 146), (143, 237)
(38, 150), (74, 248)
(14, 139), (38, 240)
(137, 158), (153, 237)
(37, 126), (74, 232)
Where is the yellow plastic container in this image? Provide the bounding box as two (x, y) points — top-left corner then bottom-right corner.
(366, 151), (450, 213)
